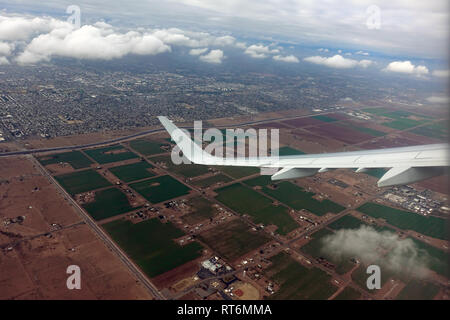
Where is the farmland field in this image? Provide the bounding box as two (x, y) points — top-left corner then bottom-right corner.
(83, 187), (136, 221)
(308, 123), (374, 144)
(129, 139), (166, 156)
(130, 175), (191, 203)
(334, 286), (361, 300)
(215, 183), (299, 235)
(150, 155), (210, 177)
(103, 218), (203, 277)
(262, 181), (345, 216)
(84, 145), (139, 164)
(109, 161), (155, 182)
(396, 280), (440, 300)
(243, 175), (272, 187)
(55, 169), (112, 195)
(265, 252), (337, 300)
(181, 197), (217, 225)
(38, 151), (93, 169)
(411, 122), (448, 141)
(214, 165), (259, 179)
(357, 203), (448, 240)
(198, 219), (271, 261)
(191, 173), (232, 188)
(300, 228), (355, 275)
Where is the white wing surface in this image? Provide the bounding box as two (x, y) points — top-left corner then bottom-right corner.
(158, 116), (449, 187)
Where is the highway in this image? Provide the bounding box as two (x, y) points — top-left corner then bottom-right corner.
(0, 112), (333, 157)
(29, 155), (166, 300)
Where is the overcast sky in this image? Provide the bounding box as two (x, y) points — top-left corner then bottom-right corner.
(2, 0), (449, 59)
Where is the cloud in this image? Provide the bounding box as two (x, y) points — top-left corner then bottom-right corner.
(318, 48), (329, 52)
(0, 14), (67, 41)
(320, 226), (435, 278)
(356, 50), (369, 56)
(0, 56), (9, 65)
(16, 23), (171, 65)
(273, 54), (299, 63)
(426, 95), (449, 104)
(244, 44), (279, 59)
(189, 47), (208, 55)
(304, 54), (372, 69)
(199, 49), (224, 64)
(383, 61), (429, 76)
(0, 41), (14, 56)
(432, 69), (449, 78)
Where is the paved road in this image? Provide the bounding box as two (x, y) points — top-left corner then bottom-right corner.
(0, 112), (333, 157)
(29, 155), (166, 300)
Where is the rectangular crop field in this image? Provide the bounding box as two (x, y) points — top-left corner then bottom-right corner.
(38, 151), (93, 169)
(191, 174), (232, 188)
(198, 219), (271, 261)
(129, 139), (167, 156)
(150, 155), (210, 178)
(84, 145), (139, 164)
(129, 175), (190, 203)
(109, 161), (155, 182)
(55, 169), (112, 195)
(357, 203), (448, 240)
(215, 183), (299, 235)
(103, 218), (203, 277)
(181, 197), (217, 225)
(83, 187), (136, 221)
(262, 181), (345, 216)
(265, 252), (337, 300)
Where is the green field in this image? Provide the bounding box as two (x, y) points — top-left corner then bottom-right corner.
(55, 169), (112, 195)
(84, 145), (139, 164)
(198, 219), (271, 261)
(83, 188), (136, 221)
(312, 115), (338, 123)
(265, 252), (337, 300)
(191, 173), (232, 188)
(396, 280), (440, 300)
(213, 165), (259, 179)
(383, 118), (425, 130)
(328, 215), (366, 230)
(262, 181), (345, 216)
(109, 161), (155, 182)
(103, 218), (203, 277)
(130, 175), (190, 203)
(410, 238), (449, 277)
(334, 286), (361, 300)
(243, 175), (272, 187)
(357, 203), (448, 240)
(129, 139), (167, 156)
(38, 151), (93, 169)
(276, 146), (306, 156)
(150, 155), (210, 177)
(215, 183), (299, 235)
(411, 122), (448, 140)
(300, 228), (355, 275)
(181, 197), (217, 225)
(350, 125), (386, 137)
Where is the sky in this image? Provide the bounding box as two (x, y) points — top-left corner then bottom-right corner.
(0, 0), (449, 79)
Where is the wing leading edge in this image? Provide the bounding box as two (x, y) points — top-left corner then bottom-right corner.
(158, 116), (449, 187)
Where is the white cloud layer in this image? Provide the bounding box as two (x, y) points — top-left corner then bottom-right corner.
(189, 47), (208, 55)
(273, 54), (299, 63)
(426, 95), (449, 104)
(383, 61), (429, 76)
(199, 49), (224, 64)
(304, 54), (372, 69)
(432, 69), (449, 78)
(244, 44), (279, 59)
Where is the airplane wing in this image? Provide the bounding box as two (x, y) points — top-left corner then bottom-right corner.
(158, 116), (449, 187)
